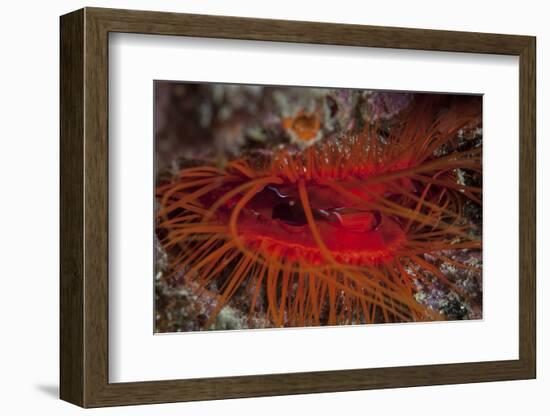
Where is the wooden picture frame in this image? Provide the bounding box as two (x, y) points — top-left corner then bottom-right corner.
(60, 7), (536, 408)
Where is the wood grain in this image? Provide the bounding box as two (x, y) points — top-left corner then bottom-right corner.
(59, 8), (84, 406)
(60, 7), (537, 408)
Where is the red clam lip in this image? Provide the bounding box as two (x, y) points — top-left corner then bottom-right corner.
(211, 182), (407, 265)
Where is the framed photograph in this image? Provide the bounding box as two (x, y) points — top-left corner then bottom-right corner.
(60, 7), (536, 408)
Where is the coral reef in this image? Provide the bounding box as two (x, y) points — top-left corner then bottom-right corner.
(154, 83), (482, 332)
